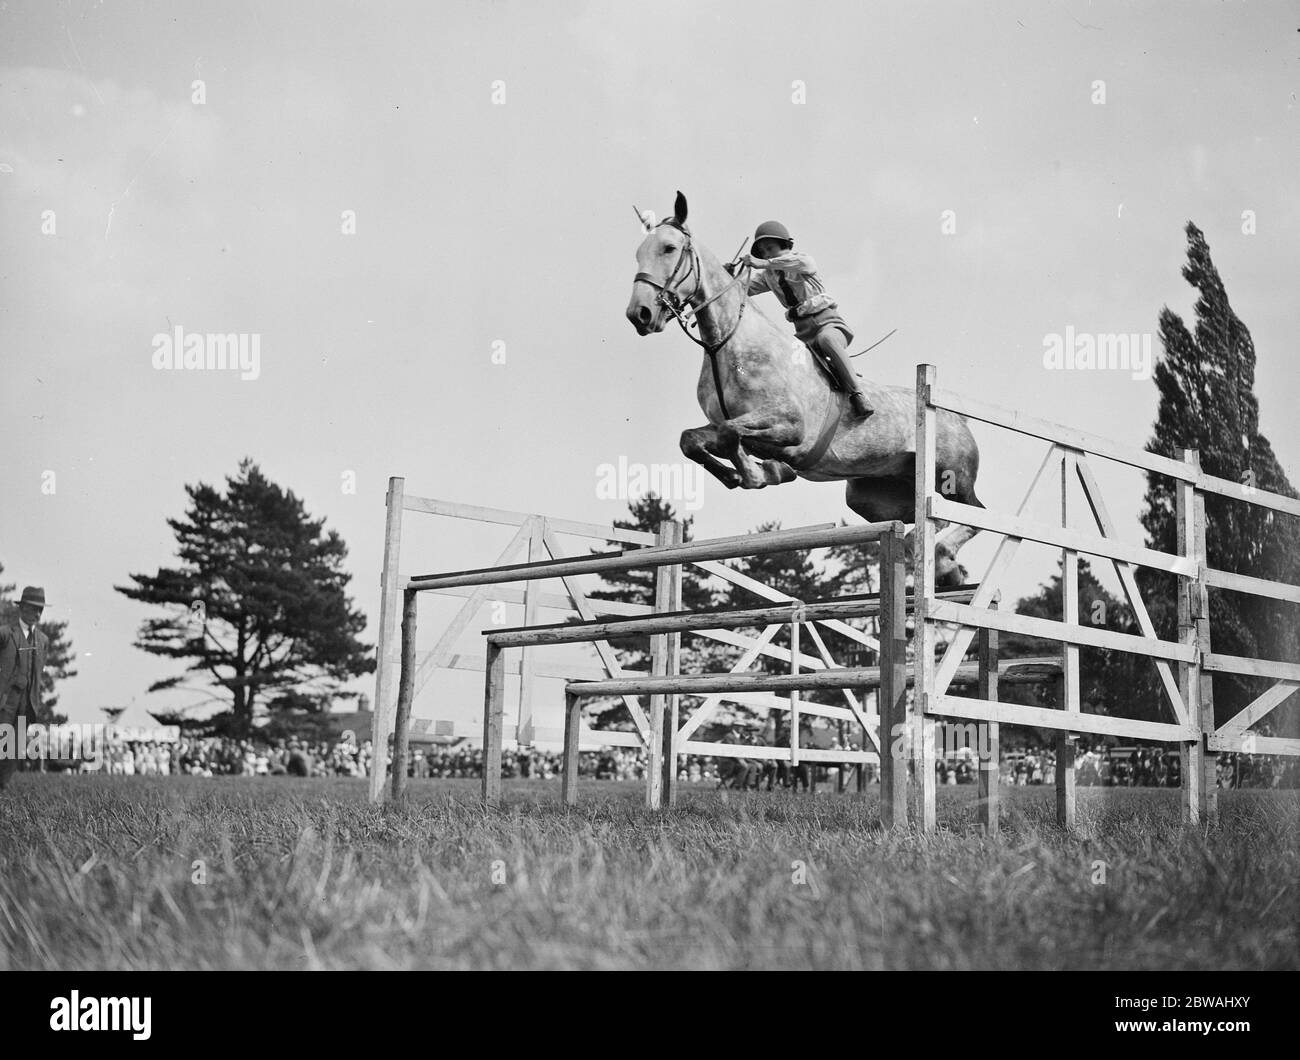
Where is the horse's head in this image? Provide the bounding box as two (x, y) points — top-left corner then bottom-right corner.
(626, 191), (698, 335)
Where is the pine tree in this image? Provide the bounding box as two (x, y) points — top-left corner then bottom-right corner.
(583, 494), (717, 730)
(1138, 223), (1300, 735)
(702, 521), (848, 737)
(827, 535), (882, 597)
(115, 459), (374, 736)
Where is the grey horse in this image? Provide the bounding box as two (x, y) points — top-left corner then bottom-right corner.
(625, 191), (983, 585)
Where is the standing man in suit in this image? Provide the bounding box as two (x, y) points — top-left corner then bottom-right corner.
(0, 586), (49, 789)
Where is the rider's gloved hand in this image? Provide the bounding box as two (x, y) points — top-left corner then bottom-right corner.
(722, 261), (737, 276)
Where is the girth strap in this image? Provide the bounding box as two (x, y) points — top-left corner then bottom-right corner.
(792, 394), (843, 472)
(706, 348), (731, 421)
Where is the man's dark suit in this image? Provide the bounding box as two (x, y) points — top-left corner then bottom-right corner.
(0, 619), (47, 788)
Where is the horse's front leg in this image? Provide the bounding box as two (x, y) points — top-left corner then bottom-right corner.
(681, 422), (789, 491)
(716, 405), (804, 488)
(680, 424), (743, 489)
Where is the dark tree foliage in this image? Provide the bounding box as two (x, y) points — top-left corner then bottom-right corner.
(827, 535), (882, 597)
(583, 494), (719, 730)
(115, 459), (373, 737)
(1001, 558), (1165, 728)
(1137, 223), (1299, 735)
(711, 520), (854, 724)
(584, 503), (857, 736)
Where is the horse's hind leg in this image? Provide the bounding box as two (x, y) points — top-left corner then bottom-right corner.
(847, 470), (976, 587)
(902, 516), (973, 588)
(759, 459), (797, 486)
(933, 482), (983, 585)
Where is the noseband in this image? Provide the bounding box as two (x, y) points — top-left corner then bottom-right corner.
(634, 218), (702, 312)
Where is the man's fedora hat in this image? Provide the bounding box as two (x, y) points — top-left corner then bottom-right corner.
(19, 587), (47, 608)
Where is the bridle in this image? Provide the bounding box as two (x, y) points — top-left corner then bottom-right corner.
(634, 218), (749, 417)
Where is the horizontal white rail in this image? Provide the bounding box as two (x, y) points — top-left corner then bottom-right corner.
(929, 387), (1194, 483)
(928, 600), (1197, 663)
(924, 694), (1198, 742)
(1195, 473), (1300, 519)
(928, 496), (1197, 577)
(1204, 567), (1300, 605)
(401, 494), (657, 545)
(1203, 653), (1300, 682)
(678, 742), (875, 764)
(408, 521), (902, 591)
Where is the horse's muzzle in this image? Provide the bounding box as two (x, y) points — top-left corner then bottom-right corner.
(626, 300), (663, 335)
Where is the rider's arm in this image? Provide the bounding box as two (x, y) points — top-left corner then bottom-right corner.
(747, 250), (818, 275)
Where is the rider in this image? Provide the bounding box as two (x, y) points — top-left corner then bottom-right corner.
(738, 221), (873, 419)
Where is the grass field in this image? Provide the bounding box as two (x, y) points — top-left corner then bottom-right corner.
(0, 775), (1296, 970)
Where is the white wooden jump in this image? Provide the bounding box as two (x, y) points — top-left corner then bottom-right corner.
(369, 362), (1299, 834)
(913, 363), (1300, 832)
(368, 492), (908, 807)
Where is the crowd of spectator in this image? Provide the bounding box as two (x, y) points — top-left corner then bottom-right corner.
(1213, 752), (1299, 789)
(34, 733), (1300, 789)
(1074, 745), (1180, 787)
(71, 735), (376, 778)
(411, 746), (724, 783)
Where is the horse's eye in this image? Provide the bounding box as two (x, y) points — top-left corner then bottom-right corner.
(663, 246), (676, 254)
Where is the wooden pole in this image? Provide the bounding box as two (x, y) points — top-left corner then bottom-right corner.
(408, 520), (902, 591)
(646, 523), (673, 810)
(790, 614), (801, 772)
(836, 720), (846, 793)
(562, 689), (581, 806)
(1054, 674), (1076, 829)
(485, 589), (975, 649)
(914, 364), (939, 832)
(1186, 450), (1217, 825)
(369, 476), (405, 804)
(1057, 451), (1078, 830)
(977, 594), (1000, 836)
(390, 589), (418, 802)
(879, 524), (908, 830)
(564, 658), (1058, 698)
(661, 521), (684, 807)
(482, 641), (506, 805)
(515, 517), (544, 746)
(1176, 448), (1201, 824)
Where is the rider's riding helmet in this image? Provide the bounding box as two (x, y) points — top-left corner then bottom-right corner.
(753, 220), (793, 247)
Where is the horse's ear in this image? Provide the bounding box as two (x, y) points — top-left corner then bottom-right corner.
(673, 191), (688, 226)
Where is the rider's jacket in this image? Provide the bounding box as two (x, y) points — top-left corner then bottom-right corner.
(745, 251), (837, 320)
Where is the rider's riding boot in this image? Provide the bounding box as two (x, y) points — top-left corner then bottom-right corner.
(818, 337), (875, 419)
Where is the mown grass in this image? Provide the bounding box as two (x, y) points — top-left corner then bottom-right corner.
(0, 775), (1295, 970)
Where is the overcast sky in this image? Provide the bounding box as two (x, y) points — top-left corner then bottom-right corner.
(2, 1), (1297, 733)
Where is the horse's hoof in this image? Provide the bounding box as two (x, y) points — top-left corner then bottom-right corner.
(936, 567), (966, 588)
